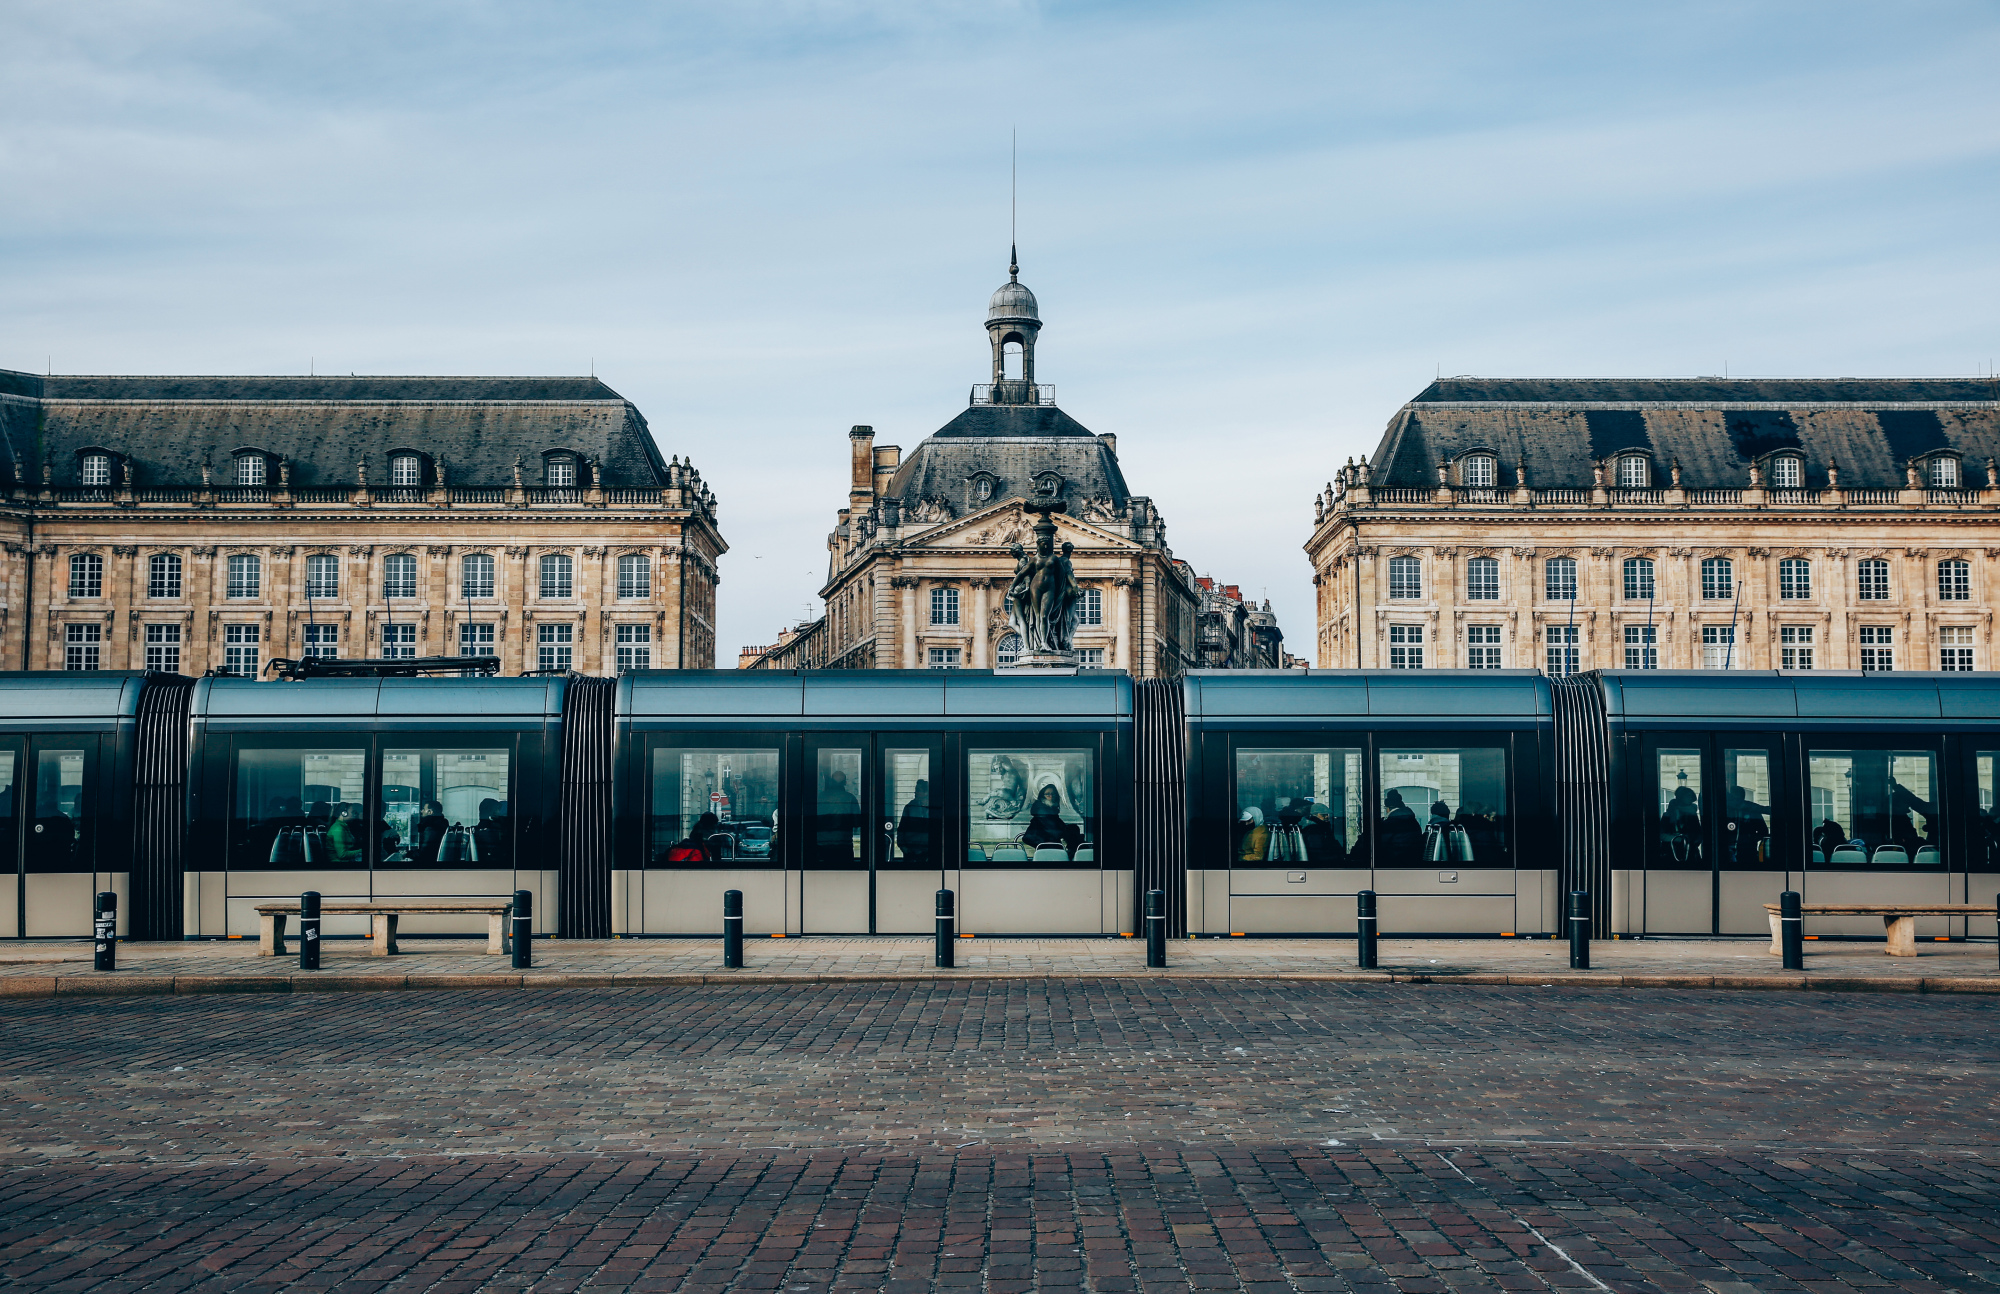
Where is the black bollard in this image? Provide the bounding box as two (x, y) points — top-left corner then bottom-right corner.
(1567, 890), (1591, 969)
(723, 889), (744, 968)
(512, 889), (533, 969)
(935, 889), (955, 968)
(93, 891), (117, 972)
(1356, 889), (1378, 969)
(1145, 888), (1167, 969)
(1779, 889), (1803, 970)
(299, 890), (321, 970)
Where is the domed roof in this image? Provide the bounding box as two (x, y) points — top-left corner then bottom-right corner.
(988, 276), (1039, 322)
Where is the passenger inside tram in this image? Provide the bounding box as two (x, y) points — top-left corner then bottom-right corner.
(1807, 750), (1939, 865)
(1724, 784), (1770, 866)
(968, 749), (1094, 863)
(895, 779), (932, 866)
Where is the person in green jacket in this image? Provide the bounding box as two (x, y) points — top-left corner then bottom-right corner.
(328, 802), (365, 865)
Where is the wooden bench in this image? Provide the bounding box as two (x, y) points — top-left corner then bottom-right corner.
(254, 901), (515, 957)
(1763, 902), (1998, 957)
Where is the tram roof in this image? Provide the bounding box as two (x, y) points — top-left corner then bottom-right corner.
(194, 674), (568, 719)
(1183, 670), (1550, 719)
(1594, 669), (2000, 721)
(0, 670), (152, 721)
(622, 669), (1133, 719)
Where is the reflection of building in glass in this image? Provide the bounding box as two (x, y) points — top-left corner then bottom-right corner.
(966, 747), (1095, 862)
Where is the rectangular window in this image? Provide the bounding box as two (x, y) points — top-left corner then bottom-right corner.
(1080, 588), (1103, 625)
(537, 623), (574, 671)
(1623, 624), (1657, 670)
(24, 748), (88, 873)
(1770, 456), (1802, 487)
(1387, 556), (1422, 600)
(304, 553), (339, 600)
(1780, 625), (1815, 670)
(1857, 558), (1889, 600)
(1233, 747), (1363, 865)
(1377, 746), (1510, 868)
(227, 554), (261, 599)
(462, 554), (495, 600)
(144, 623), (182, 673)
(1721, 747), (1777, 870)
(383, 554), (418, 600)
(1622, 557), (1654, 601)
(1077, 647), (1105, 666)
(224, 624), (260, 677)
(459, 623), (496, 658)
(1387, 624), (1424, 669)
(806, 747), (865, 870)
(1461, 456), (1494, 488)
(882, 745), (934, 868)
(617, 554), (651, 599)
(650, 744), (782, 868)
(1544, 557), (1576, 601)
(539, 554), (573, 600)
(1939, 625), (1974, 672)
(81, 455), (112, 487)
(1653, 748), (1704, 870)
(546, 457), (576, 488)
(63, 623), (101, 671)
(1779, 558), (1811, 600)
(1931, 457), (1959, 487)
(1701, 624), (1736, 669)
(1545, 624), (1578, 675)
(1860, 625), (1894, 672)
(230, 745), (366, 871)
(391, 456), (422, 487)
(69, 554), (103, 599)
(967, 746), (1096, 867)
(382, 624), (417, 660)
(616, 624), (652, 670)
(302, 623), (339, 660)
(1616, 455), (1647, 487)
(1938, 559), (1970, 601)
(1701, 557), (1734, 600)
(930, 587), (960, 625)
(1808, 749), (1938, 867)
(380, 746), (512, 869)
(1466, 624), (1501, 669)
(926, 646), (962, 669)
(148, 554), (182, 600)
(1465, 557), (1498, 601)
(235, 455), (266, 487)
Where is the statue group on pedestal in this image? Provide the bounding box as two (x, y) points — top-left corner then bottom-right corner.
(1004, 487), (1083, 659)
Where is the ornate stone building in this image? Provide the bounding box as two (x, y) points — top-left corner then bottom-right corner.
(1306, 378), (2000, 672)
(745, 255), (1199, 675)
(0, 370), (723, 674)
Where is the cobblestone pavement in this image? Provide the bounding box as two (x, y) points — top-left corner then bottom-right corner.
(3, 982), (1997, 1291)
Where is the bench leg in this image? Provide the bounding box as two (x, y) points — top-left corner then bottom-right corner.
(1767, 911), (1782, 956)
(260, 912), (284, 957)
(1884, 914), (1918, 957)
(487, 912), (505, 955)
(373, 913), (402, 956)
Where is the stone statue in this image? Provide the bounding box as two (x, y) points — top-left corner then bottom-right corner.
(1004, 486), (1082, 662)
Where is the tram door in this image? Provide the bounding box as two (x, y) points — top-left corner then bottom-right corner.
(800, 734), (944, 934)
(1636, 734), (1787, 934)
(960, 733), (1108, 935)
(0, 738), (17, 937)
(19, 737), (100, 937)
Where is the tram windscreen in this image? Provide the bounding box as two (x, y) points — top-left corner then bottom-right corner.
(967, 747), (1095, 867)
(379, 747), (511, 869)
(651, 746), (780, 867)
(1233, 748), (1362, 865)
(1808, 749), (1940, 867)
(233, 747), (366, 871)
(1375, 747), (1508, 868)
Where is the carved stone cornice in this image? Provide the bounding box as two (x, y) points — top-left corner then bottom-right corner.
(112, 546), (138, 557)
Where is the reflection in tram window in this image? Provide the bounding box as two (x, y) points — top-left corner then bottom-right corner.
(26, 750), (88, 874)
(882, 748), (933, 870)
(1808, 749), (1940, 867)
(650, 747), (779, 868)
(967, 747), (1094, 867)
(1375, 747), (1508, 868)
(1653, 750), (1704, 870)
(233, 747), (366, 871)
(809, 749), (863, 869)
(1720, 749), (1775, 869)
(1977, 754), (2000, 873)
(0, 752), (15, 878)
(1232, 748), (1362, 865)
(379, 748), (511, 869)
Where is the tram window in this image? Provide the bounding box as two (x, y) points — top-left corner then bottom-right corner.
(232, 747), (366, 872)
(25, 750), (89, 873)
(967, 746), (1095, 868)
(882, 747), (932, 870)
(1807, 749), (1939, 867)
(1375, 747), (1508, 868)
(379, 747), (511, 869)
(650, 745), (780, 868)
(0, 752), (15, 876)
(1652, 749), (1704, 870)
(1233, 748), (1363, 865)
(1720, 749), (1776, 869)
(1976, 754), (2000, 873)
(809, 748), (863, 869)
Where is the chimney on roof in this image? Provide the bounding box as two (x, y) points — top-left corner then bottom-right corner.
(849, 425), (875, 511)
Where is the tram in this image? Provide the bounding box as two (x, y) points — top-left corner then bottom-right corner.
(2, 668), (1993, 944)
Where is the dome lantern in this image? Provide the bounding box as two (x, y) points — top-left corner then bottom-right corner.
(984, 245), (1043, 405)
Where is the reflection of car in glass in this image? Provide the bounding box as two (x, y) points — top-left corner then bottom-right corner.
(736, 824), (774, 858)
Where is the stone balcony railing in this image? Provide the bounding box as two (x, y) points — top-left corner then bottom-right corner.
(1321, 481), (1997, 519)
(22, 482), (710, 520)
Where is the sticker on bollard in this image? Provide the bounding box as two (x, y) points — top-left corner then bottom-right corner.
(93, 891), (117, 972)
(1568, 890), (1591, 970)
(299, 890), (321, 971)
(1356, 889), (1378, 969)
(722, 889), (744, 969)
(512, 889), (533, 969)
(1145, 888), (1167, 969)
(935, 889), (955, 968)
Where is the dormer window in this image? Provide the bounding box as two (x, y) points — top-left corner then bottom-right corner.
(1460, 454), (1496, 488)
(547, 456), (576, 488)
(80, 454), (112, 487)
(1930, 455), (1960, 488)
(390, 454), (422, 487)
(234, 454), (267, 487)
(1768, 454), (1803, 488)
(1615, 454), (1649, 488)
(968, 472), (997, 503)
(1033, 472), (1063, 497)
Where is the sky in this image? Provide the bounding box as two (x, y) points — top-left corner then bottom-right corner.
(5, 0), (1999, 662)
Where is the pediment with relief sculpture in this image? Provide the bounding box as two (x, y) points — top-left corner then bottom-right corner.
(901, 500), (1139, 552)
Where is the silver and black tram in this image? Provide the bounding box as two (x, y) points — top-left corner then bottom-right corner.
(2, 667), (1993, 944)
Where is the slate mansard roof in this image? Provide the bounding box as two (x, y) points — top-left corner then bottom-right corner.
(0, 369), (673, 489)
(884, 402), (1134, 516)
(1368, 377), (2000, 491)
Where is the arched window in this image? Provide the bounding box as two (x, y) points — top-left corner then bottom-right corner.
(304, 554), (339, 600)
(234, 455), (266, 487)
(1616, 455), (1649, 488)
(1769, 455), (1802, 488)
(617, 554), (651, 599)
(995, 632), (1022, 667)
(1929, 456), (1959, 488)
(1466, 557), (1499, 600)
(539, 553), (573, 599)
(1780, 558), (1812, 600)
(81, 454), (112, 487)
(1622, 557), (1655, 600)
(390, 455), (422, 487)
(1938, 559), (1971, 601)
(68, 553), (103, 599)
(1387, 556), (1421, 600)
(1701, 557), (1734, 600)
(462, 553), (495, 599)
(1002, 340), (1023, 380)
(1857, 558), (1890, 600)
(226, 554), (261, 599)
(148, 553), (182, 600)
(384, 553), (418, 599)
(1544, 556), (1577, 601)
(546, 456), (576, 488)
(1460, 455), (1496, 489)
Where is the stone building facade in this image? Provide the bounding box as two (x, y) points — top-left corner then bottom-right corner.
(1192, 576), (1288, 670)
(1306, 378), (2000, 672)
(746, 256), (1199, 675)
(0, 370), (723, 675)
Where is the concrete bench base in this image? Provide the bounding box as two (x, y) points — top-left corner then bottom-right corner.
(1764, 903), (1998, 957)
(254, 903), (513, 957)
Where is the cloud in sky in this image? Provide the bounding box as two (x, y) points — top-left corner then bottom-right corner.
(5, 0), (1997, 659)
